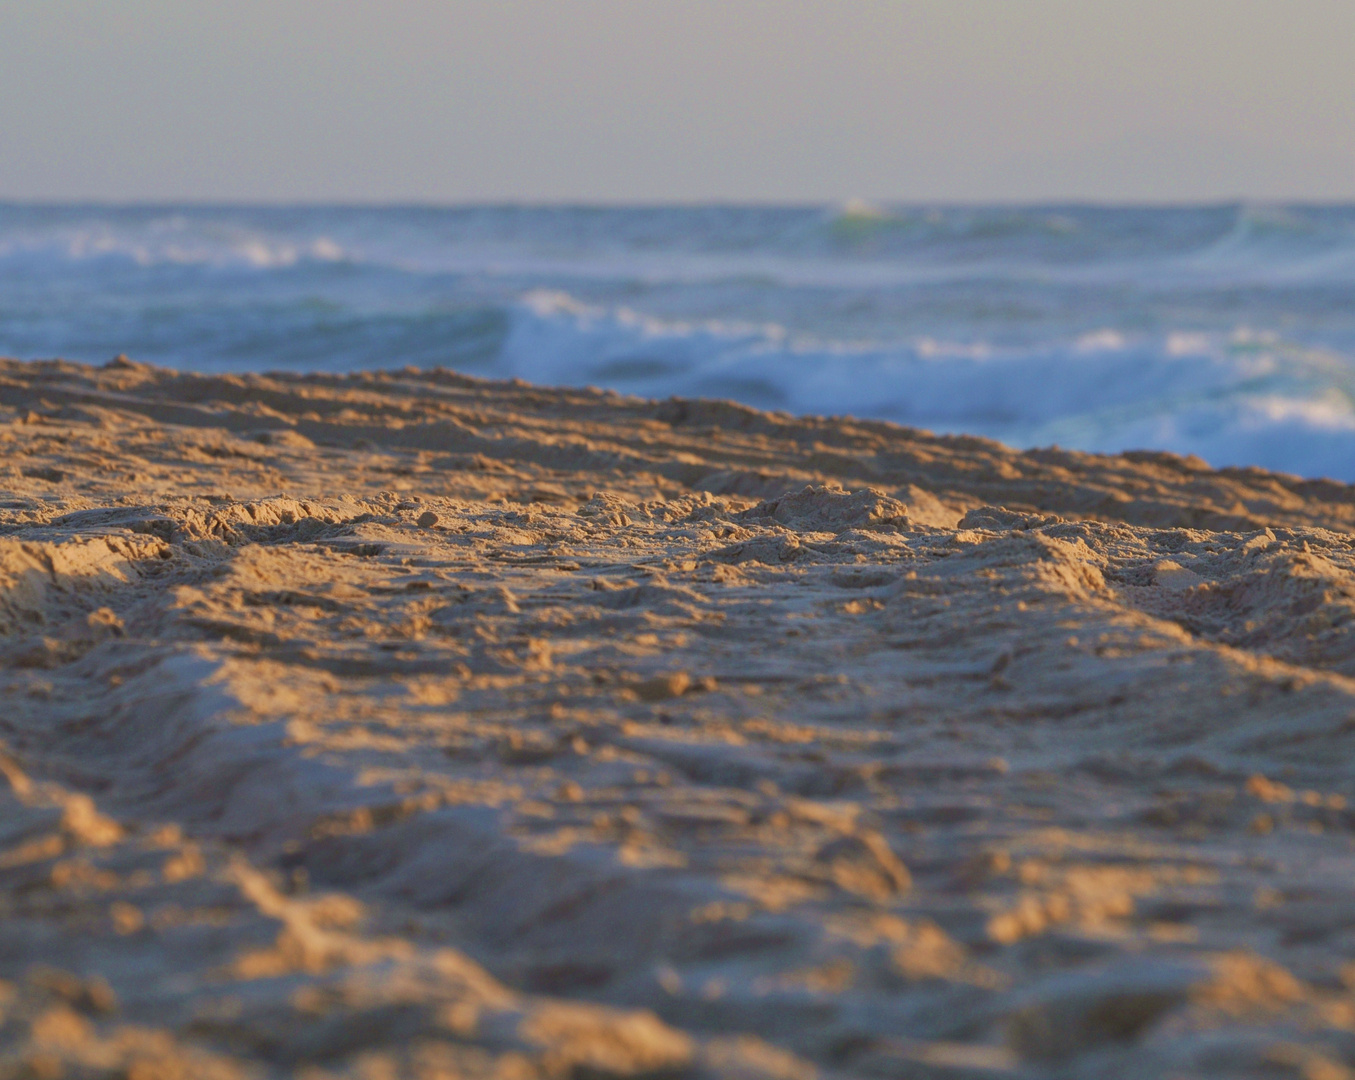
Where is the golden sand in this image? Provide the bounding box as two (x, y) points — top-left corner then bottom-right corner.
(4, 357), (1355, 1077)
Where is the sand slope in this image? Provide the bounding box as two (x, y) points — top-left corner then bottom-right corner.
(5, 358), (1355, 1077)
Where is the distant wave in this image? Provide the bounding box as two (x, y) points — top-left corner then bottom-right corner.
(0, 220), (354, 272)
(6, 203), (1355, 289)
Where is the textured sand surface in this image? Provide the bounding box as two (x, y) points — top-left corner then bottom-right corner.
(6, 358), (1355, 1078)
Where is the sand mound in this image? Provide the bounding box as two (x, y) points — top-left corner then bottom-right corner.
(5, 358), (1355, 1077)
(736, 485), (913, 534)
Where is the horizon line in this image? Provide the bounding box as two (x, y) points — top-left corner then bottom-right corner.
(5, 195), (1355, 212)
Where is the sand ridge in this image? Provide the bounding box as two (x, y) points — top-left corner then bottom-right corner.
(5, 358), (1355, 1077)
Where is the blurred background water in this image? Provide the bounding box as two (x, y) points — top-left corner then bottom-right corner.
(4, 201), (1355, 479)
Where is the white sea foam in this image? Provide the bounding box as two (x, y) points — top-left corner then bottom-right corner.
(494, 289), (1355, 476)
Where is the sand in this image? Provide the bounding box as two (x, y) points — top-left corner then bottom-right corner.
(5, 357), (1355, 1078)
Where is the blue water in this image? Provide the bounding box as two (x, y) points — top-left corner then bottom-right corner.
(4, 202), (1355, 479)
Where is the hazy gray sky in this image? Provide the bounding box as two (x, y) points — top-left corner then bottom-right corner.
(3, 1), (1353, 203)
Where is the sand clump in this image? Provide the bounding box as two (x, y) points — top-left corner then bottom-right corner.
(6, 358), (1355, 1075)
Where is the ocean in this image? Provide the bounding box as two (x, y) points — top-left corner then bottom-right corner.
(3, 201), (1355, 480)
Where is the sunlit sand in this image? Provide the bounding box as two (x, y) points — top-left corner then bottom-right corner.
(4, 357), (1355, 1077)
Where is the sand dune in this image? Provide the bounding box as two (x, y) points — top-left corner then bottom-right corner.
(5, 357), (1355, 1077)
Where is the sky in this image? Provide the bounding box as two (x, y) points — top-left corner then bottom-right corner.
(2, 1), (1354, 204)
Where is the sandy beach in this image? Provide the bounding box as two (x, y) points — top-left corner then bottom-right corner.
(6, 355), (1355, 1078)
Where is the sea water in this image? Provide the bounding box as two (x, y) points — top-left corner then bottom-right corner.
(3, 202), (1355, 480)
